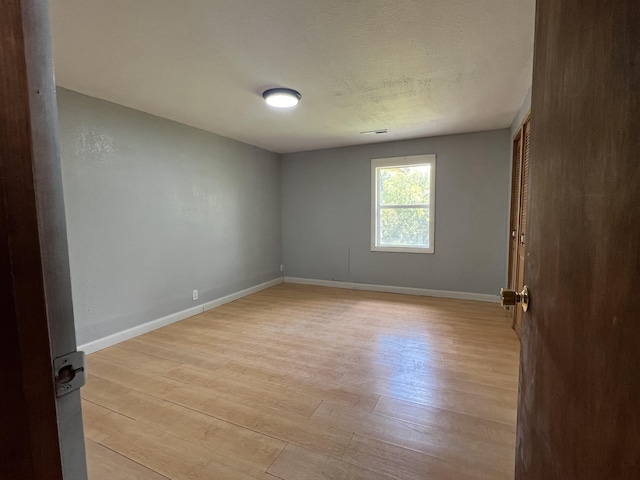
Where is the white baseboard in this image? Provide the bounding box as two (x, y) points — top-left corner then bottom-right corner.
(79, 277), (283, 355)
(78, 305), (204, 355)
(202, 277), (283, 311)
(283, 277), (499, 303)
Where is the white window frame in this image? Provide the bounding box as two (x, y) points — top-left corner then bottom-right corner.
(371, 154), (436, 254)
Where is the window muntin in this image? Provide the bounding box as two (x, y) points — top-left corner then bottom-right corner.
(371, 155), (436, 253)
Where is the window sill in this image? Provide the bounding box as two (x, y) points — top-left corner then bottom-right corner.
(371, 246), (434, 254)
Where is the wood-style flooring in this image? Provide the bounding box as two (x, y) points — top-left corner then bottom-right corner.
(82, 283), (520, 480)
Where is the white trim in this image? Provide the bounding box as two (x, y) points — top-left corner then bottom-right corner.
(371, 154), (436, 254)
(284, 277), (499, 303)
(78, 277), (283, 354)
(78, 305), (203, 355)
(202, 277), (283, 311)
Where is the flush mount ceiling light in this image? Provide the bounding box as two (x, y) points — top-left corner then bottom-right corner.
(360, 129), (389, 135)
(263, 88), (301, 108)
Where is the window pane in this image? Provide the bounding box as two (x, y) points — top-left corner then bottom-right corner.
(379, 207), (429, 247)
(378, 165), (430, 206)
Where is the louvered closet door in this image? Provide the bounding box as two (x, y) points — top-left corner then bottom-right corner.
(513, 118), (531, 337)
(509, 131), (523, 290)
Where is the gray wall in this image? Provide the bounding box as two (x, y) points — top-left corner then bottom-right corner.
(57, 88), (282, 345)
(281, 130), (511, 295)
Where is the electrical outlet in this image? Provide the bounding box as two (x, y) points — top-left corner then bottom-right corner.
(192, 289), (198, 301)
(280, 264), (284, 272)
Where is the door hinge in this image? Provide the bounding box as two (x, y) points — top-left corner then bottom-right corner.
(54, 351), (86, 397)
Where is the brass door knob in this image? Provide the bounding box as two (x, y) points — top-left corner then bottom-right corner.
(500, 286), (529, 312)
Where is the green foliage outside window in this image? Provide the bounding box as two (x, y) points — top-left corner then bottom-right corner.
(378, 165), (431, 247)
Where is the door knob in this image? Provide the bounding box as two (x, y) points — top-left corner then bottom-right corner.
(500, 286), (529, 312)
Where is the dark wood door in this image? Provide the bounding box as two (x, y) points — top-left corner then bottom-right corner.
(516, 0), (640, 478)
(1, 1), (87, 478)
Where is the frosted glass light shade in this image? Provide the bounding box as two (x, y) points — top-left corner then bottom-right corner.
(263, 88), (301, 108)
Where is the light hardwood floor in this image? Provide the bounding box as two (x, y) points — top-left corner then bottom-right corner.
(82, 283), (520, 480)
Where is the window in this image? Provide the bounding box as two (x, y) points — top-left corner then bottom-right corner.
(371, 154), (436, 253)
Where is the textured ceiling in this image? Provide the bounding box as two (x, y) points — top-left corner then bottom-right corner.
(49, 0), (535, 154)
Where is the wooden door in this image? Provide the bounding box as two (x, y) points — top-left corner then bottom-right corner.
(508, 116), (530, 338)
(508, 129), (523, 291)
(0, 1), (88, 478)
(516, 0), (640, 478)
(513, 119), (530, 337)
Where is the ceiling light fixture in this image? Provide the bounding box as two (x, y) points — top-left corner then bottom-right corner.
(263, 88), (301, 108)
(360, 129), (389, 135)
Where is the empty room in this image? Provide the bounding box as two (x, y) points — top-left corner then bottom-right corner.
(4, 1), (638, 479)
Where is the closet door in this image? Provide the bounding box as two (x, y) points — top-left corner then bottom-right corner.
(508, 114), (530, 338)
(508, 130), (523, 290)
(513, 118), (531, 337)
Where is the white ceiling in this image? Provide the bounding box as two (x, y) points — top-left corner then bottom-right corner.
(49, 0), (535, 154)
